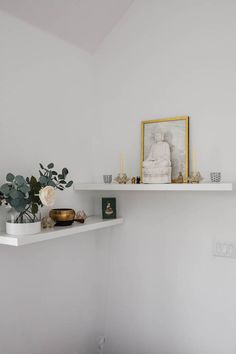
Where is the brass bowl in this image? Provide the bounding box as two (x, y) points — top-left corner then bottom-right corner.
(49, 208), (75, 226)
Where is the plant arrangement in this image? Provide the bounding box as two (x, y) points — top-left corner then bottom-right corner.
(0, 163), (73, 223)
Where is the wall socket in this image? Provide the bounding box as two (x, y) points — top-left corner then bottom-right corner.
(213, 241), (236, 258)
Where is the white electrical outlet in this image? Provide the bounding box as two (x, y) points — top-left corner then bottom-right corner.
(213, 241), (236, 258)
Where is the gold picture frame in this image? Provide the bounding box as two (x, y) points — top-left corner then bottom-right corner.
(141, 116), (189, 182)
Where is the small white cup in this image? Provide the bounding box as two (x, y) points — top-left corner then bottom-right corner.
(210, 172), (221, 183)
(103, 175), (112, 184)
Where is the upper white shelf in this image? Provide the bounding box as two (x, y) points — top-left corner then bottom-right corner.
(0, 216), (123, 247)
(74, 183), (234, 192)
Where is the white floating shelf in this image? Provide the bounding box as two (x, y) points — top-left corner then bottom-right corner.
(74, 183), (234, 192)
(0, 216), (123, 247)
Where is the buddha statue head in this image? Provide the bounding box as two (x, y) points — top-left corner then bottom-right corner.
(154, 128), (164, 143)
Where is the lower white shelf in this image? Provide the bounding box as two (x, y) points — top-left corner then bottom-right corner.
(0, 216), (123, 247)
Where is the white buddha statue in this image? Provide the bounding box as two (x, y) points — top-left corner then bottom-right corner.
(142, 128), (172, 183)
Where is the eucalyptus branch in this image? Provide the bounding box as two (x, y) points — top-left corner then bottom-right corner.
(0, 162), (73, 223)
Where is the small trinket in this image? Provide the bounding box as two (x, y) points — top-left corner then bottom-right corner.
(75, 210), (87, 223)
(102, 198), (116, 219)
(188, 171), (203, 184)
(136, 176), (141, 184)
(41, 216), (55, 229)
(176, 172), (184, 183)
(103, 175), (112, 184)
(210, 172), (221, 183)
(131, 177), (136, 184)
(114, 173), (130, 184)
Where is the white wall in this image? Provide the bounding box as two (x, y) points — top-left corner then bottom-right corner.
(0, 10), (99, 354)
(94, 1), (236, 353)
(2, 1), (236, 353)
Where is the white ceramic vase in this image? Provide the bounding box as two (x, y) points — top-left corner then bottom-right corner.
(6, 221), (41, 236)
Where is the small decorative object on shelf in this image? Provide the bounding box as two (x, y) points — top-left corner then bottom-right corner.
(188, 172), (203, 184)
(0, 162), (73, 235)
(41, 216), (55, 229)
(174, 172), (184, 183)
(49, 208), (75, 226)
(75, 210), (87, 223)
(131, 176), (141, 184)
(114, 173), (130, 184)
(114, 153), (130, 184)
(190, 149), (204, 183)
(102, 198), (116, 219)
(210, 172), (221, 183)
(103, 175), (112, 184)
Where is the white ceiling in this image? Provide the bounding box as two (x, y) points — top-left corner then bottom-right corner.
(0, 0), (134, 52)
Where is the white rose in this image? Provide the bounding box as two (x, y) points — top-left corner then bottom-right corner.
(39, 186), (56, 207)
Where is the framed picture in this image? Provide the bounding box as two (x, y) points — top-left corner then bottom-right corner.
(141, 116), (189, 182)
(102, 198), (117, 219)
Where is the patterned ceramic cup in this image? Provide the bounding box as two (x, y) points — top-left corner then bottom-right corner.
(103, 175), (112, 184)
(210, 172), (221, 183)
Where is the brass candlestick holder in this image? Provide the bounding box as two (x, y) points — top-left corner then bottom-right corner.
(188, 171), (203, 184)
(114, 173), (130, 184)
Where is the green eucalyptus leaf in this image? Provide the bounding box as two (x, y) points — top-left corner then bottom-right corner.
(66, 181), (73, 188)
(14, 202), (27, 213)
(0, 184), (10, 195)
(62, 168), (68, 177)
(47, 163), (54, 169)
(39, 163), (44, 169)
(39, 176), (48, 185)
(10, 198), (20, 208)
(19, 185), (31, 194)
(48, 180), (56, 187)
(6, 173), (15, 182)
(10, 190), (22, 199)
(58, 174), (63, 180)
(52, 171), (57, 176)
(15, 175), (25, 186)
(60, 180), (66, 184)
